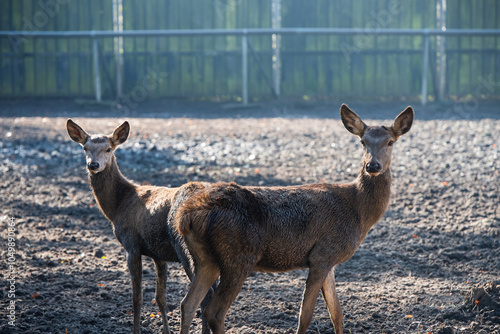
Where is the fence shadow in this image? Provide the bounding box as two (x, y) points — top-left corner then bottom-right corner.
(1, 98), (499, 120)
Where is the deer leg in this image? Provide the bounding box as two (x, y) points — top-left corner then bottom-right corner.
(154, 259), (171, 334)
(127, 252), (143, 334)
(296, 266), (329, 334)
(180, 263), (220, 334)
(321, 267), (343, 334)
(200, 281), (218, 334)
(204, 269), (249, 334)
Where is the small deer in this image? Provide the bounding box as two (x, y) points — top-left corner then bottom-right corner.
(66, 120), (212, 334)
(172, 104), (414, 334)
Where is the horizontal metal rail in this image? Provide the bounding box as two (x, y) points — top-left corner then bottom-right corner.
(1, 28), (500, 38)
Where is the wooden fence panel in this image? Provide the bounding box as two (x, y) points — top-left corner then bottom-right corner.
(117, 0), (272, 99)
(446, 0), (500, 98)
(280, 0), (437, 99)
(0, 0), (113, 97)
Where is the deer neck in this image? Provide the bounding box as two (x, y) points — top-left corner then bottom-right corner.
(89, 155), (136, 222)
(355, 166), (392, 237)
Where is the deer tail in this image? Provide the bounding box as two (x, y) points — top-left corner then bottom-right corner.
(174, 186), (216, 237)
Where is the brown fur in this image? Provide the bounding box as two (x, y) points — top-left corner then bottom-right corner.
(66, 119), (212, 334)
(173, 104), (414, 334)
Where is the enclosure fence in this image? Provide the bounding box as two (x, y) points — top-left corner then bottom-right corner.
(1, 0), (500, 103)
(2, 28), (499, 105)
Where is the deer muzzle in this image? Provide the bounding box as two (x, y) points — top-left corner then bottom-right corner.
(87, 162), (100, 171)
(365, 162), (381, 174)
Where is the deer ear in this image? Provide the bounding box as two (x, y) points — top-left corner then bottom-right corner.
(66, 119), (89, 145)
(391, 106), (414, 138)
(340, 104), (367, 137)
(111, 121), (130, 147)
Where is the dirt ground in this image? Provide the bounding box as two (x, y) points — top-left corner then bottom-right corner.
(1, 98), (499, 334)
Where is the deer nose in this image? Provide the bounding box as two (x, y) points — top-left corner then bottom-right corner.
(88, 162), (100, 170)
(366, 162), (381, 174)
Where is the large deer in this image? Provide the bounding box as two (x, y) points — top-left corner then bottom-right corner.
(66, 120), (212, 334)
(172, 104), (414, 334)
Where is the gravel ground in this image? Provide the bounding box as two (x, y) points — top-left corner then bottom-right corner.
(0, 99), (499, 334)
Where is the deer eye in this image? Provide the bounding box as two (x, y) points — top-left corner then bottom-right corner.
(388, 140), (395, 146)
(106, 147), (112, 153)
(360, 140), (366, 146)
(83, 147), (88, 152)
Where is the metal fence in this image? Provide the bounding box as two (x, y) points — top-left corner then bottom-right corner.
(2, 28), (499, 105)
(1, 0), (500, 102)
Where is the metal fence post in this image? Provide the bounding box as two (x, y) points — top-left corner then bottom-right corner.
(436, 0), (447, 101)
(272, 0), (281, 97)
(421, 33), (430, 105)
(92, 36), (102, 102)
(242, 32), (248, 105)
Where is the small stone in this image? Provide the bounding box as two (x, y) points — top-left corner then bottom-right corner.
(94, 249), (105, 258)
(469, 321), (479, 330)
(437, 327), (454, 334)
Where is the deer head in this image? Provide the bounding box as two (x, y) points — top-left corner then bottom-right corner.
(66, 119), (130, 174)
(340, 104), (414, 177)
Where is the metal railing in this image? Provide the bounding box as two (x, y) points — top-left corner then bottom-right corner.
(2, 28), (499, 105)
